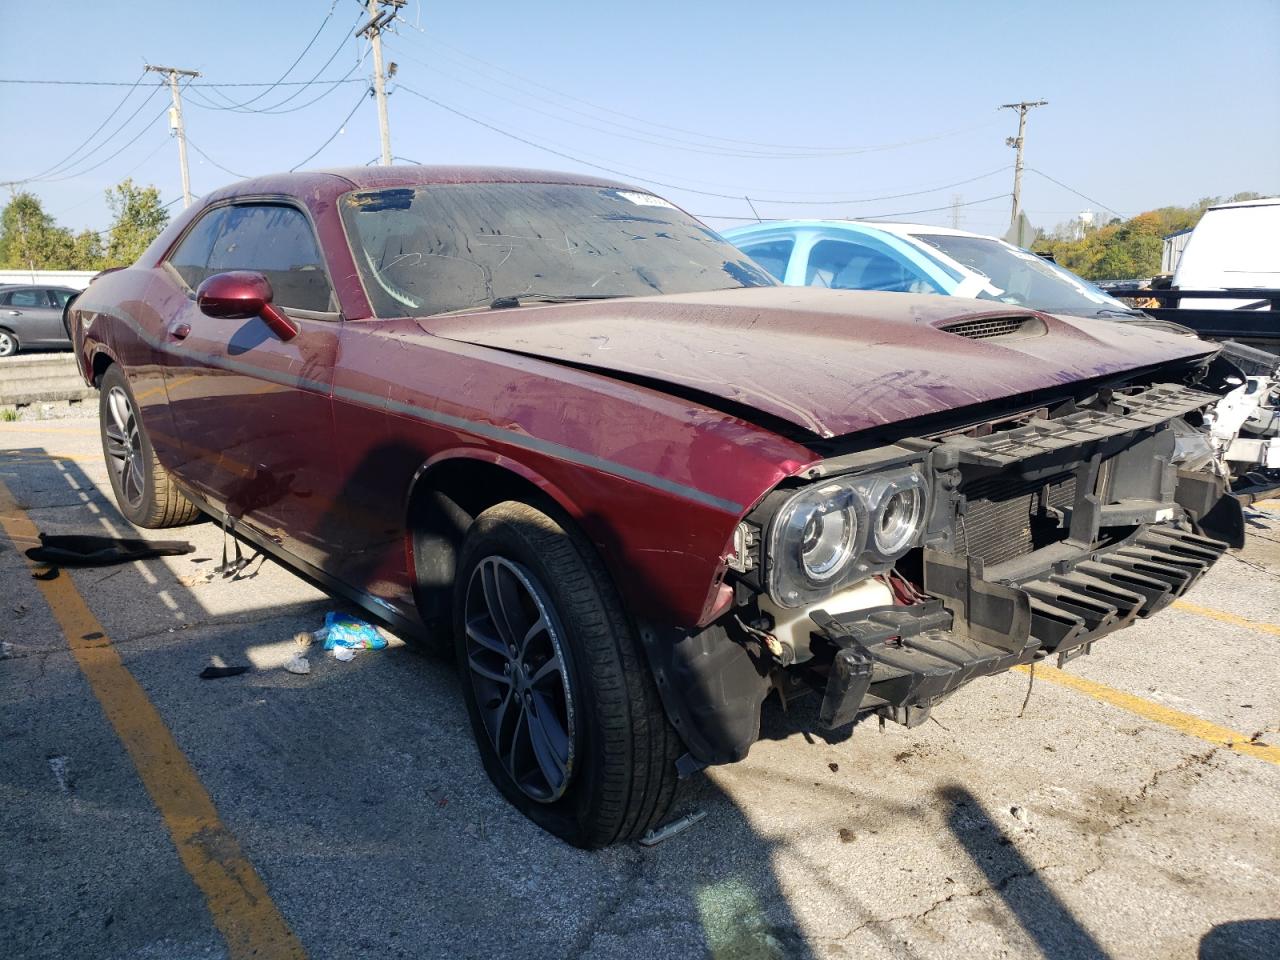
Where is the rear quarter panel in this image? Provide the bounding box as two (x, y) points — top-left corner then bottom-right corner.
(69, 267), (184, 470)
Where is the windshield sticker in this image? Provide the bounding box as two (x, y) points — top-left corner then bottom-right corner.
(348, 188), (415, 212)
(608, 189), (678, 210)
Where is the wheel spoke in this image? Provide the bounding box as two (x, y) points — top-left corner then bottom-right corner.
(527, 697), (568, 788)
(122, 463), (142, 506)
(519, 615), (548, 656)
(528, 656), (562, 688)
(465, 615), (508, 656)
(104, 427), (129, 461)
(467, 651), (511, 685)
(503, 702), (528, 781)
(108, 389), (129, 434)
(481, 563), (516, 646)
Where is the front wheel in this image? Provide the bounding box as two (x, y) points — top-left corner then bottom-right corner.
(98, 364), (201, 528)
(0, 330), (18, 357)
(454, 500), (681, 847)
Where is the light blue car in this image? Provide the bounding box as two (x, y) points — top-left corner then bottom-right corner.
(722, 220), (1139, 321)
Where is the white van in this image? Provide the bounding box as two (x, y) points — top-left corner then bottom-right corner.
(1173, 197), (1280, 309)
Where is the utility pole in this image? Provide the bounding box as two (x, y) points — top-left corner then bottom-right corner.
(146, 65), (200, 209)
(358, 0), (404, 166)
(949, 194), (962, 230)
(1000, 99), (1047, 246)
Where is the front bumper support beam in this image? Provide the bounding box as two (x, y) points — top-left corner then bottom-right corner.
(810, 524), (1229, 729)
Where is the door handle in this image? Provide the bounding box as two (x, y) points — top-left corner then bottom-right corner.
(7, 310), (20, 317)
(169, 322), (191, 341)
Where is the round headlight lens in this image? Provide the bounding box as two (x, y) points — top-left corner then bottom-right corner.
(874, 486), (924, 555)
(800, 506), (856, 582)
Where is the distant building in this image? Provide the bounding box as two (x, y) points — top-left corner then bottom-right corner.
(1162, 227), (1194, 275)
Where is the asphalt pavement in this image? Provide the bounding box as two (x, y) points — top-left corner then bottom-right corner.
(1, 416), (1277, 960)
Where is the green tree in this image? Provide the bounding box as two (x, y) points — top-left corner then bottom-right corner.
(0, 192), (75, 269)
(103, 179), (169, 266)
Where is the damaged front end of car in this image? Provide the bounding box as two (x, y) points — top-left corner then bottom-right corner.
(642, 380), (1244, 773)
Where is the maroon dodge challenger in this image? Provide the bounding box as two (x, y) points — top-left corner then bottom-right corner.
(70, 166), (1243, 847)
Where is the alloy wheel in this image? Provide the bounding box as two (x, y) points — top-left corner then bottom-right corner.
(0, 332), (15, 357)
(463, 556), (576, 803)
(104, 385), (145, 510)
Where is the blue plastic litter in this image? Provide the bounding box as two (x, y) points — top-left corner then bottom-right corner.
(320, 612), (388, 651)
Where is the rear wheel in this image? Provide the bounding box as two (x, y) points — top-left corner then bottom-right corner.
(454, 500), (681, 847)
(0, 330), (17, 357)
(98, 364), (200, 528)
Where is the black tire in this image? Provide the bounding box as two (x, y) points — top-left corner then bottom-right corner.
(0, 329), (18, 357)
(454, 500), (681, 848)
(98, 364), (201, 528)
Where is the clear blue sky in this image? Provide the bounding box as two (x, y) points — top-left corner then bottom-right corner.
(2, 0), (1276, 238)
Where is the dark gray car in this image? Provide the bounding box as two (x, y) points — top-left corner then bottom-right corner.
(0, 285), (79, 356)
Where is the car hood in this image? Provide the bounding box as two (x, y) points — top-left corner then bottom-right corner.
(419, 287), (1216, 439)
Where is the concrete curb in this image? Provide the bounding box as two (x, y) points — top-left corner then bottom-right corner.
(0, 353), (96, 407)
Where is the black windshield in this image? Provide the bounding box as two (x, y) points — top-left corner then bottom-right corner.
(339, 182), (774, 318)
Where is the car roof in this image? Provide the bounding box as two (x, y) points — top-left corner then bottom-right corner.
(204, 165), (636, 204)
(1205, 196), (1280, 211)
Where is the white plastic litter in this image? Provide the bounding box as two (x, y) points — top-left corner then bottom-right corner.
(332, 645), (356, 662)
(283, 654), (310, 675)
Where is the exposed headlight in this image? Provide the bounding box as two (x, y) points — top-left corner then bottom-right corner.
(867, 472), (928, 558)
(799, 490), (859, 582)
(766, 467), (927, 607)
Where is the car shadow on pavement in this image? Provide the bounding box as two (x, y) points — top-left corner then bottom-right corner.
(1, 445), (833, 960)
(939, 783), (1111, 960)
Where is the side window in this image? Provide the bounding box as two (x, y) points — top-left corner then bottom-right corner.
(167, 208), (229, 291)
(738, 238), (795, 282)
(206, 204), (334, 313)
(806, 238), (937, 294)
(47, 289), (75, 308)
(7, 289), (46, 308)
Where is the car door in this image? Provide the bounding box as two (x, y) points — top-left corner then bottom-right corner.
(159, 201), (342, 571)
(3, 287), (64, 345)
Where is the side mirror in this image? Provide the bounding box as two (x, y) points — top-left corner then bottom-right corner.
(195, 271), (298, 342)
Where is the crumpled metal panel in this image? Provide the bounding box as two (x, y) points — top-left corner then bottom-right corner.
(423, 287), (1217, 439)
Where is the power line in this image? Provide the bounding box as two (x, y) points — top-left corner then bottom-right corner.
(404, 32), (998, 155)
(384, 38), (994, 162)
(0, 77), (366, 87)
(695, 193), (1011, 223)
(211, 0), (339, 110)
(393, 82), (1011, 207)
(184, 137), (250, 180)
(1026, 168), (1125, 219)
(193, 15), (361, 114)
(184, 54), (365, 115)
(7, 82), (165, 184)
(290, 87), (370, 171)
(11, 71), (149, 183)
(37, 94), (172, 184)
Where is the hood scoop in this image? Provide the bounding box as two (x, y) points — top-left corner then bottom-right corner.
(939, 314), (1046, 340)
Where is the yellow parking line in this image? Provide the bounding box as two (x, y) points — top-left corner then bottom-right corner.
(1172, 600), (1280, 638)
(0, 480), (307, 959)
(1015, 664), (1280, 766)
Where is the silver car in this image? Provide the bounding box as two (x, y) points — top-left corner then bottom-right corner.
(0, 284), (79, 356)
